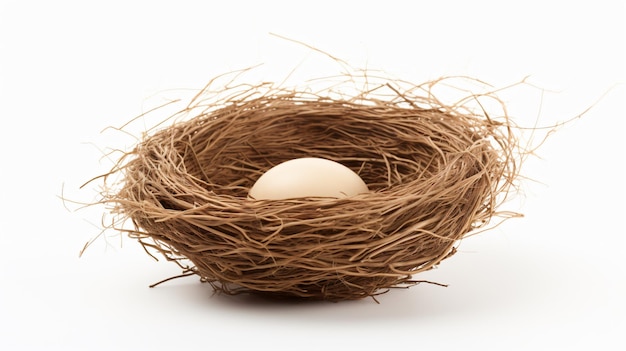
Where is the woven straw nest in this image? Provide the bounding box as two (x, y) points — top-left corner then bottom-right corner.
(96, 73), (523, 301)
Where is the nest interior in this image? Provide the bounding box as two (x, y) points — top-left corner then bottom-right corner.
(108, 82), (519, 301)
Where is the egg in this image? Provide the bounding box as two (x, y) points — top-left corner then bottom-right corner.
(248, 157), (369, 200)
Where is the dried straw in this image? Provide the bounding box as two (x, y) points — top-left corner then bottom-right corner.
(93, 72), (525, 301)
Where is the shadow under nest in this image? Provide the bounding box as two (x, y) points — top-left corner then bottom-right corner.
(105, 86), (519, 301)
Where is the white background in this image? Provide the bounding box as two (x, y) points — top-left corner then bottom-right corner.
(1, 1), (624, 350)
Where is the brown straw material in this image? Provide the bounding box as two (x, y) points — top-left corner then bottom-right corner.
(93, 72), (525, 301)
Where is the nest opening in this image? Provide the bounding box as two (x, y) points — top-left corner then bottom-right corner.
(98, 76), (522, 301)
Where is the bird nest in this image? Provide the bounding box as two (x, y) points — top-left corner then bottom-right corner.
(91, 73), (524, 301)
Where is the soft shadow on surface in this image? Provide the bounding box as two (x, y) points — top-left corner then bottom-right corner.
(147, 274), (436, 321)
(146, 239), (590, 325)
(203, 285), (432, 324)
(149, 261), (504, 322)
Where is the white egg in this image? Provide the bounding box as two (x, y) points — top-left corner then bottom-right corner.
(248, 157), (369, 200)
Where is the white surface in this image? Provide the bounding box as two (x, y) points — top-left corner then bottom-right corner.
(1, 1), (624, 350)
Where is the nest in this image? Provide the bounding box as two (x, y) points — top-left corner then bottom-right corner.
(96, 74), (522, 301)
